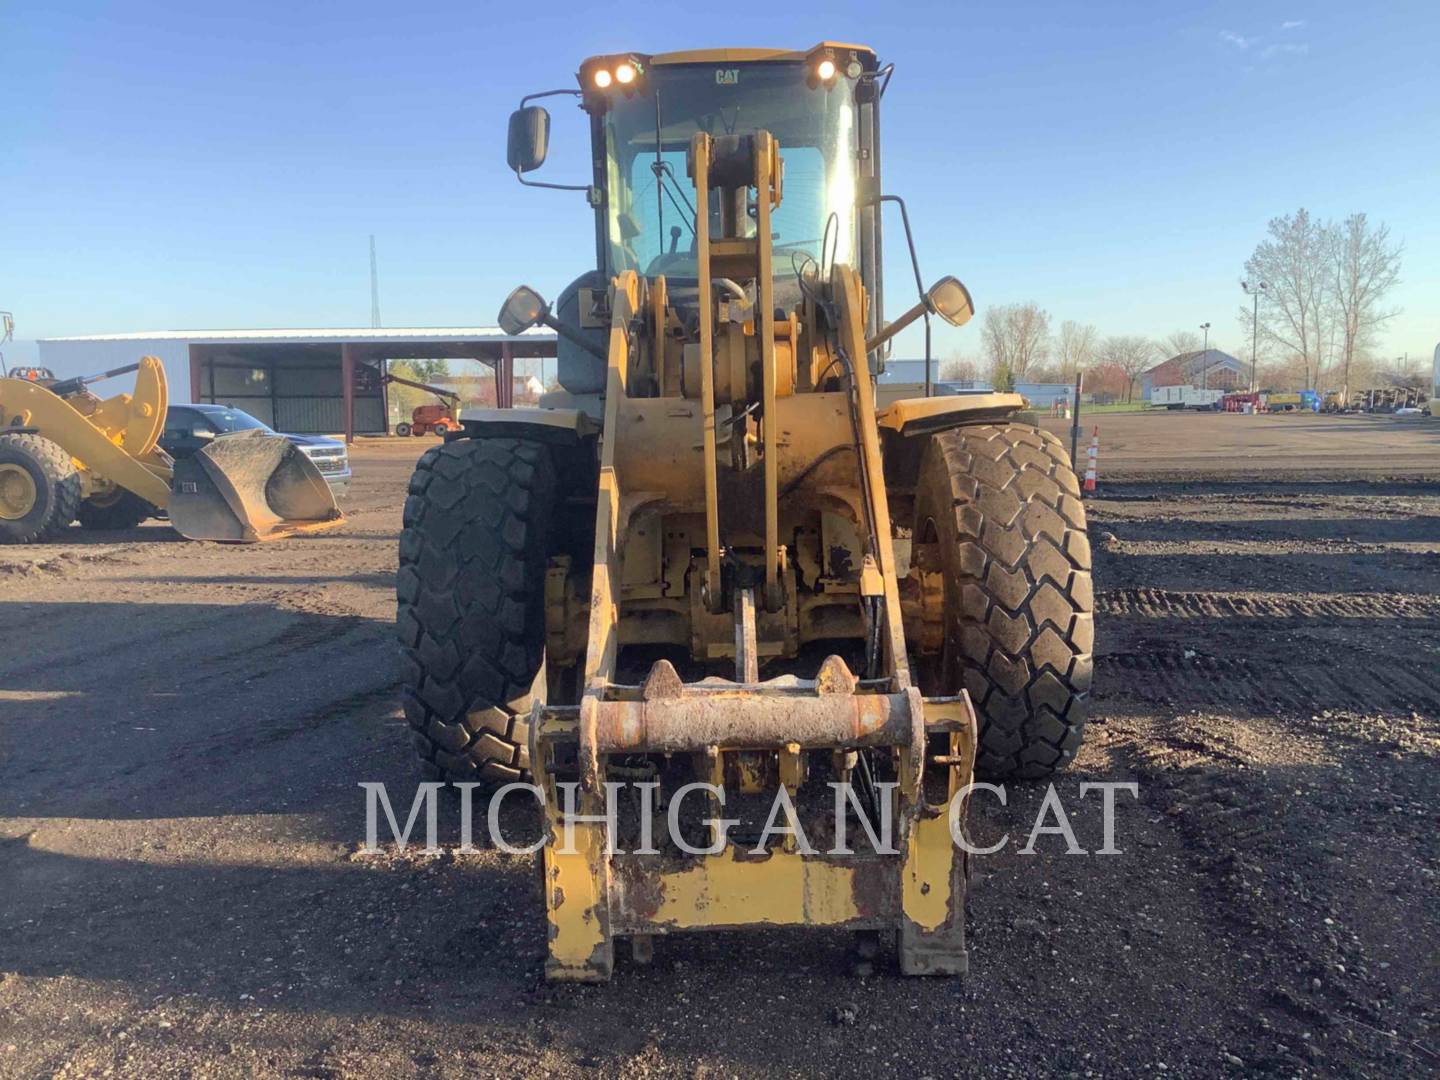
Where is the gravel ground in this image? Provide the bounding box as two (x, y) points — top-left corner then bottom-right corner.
(1, 414), (1437, 1078)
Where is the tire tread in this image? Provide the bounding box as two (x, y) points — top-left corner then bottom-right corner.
(918, 423), (1093, 779)
(396, 438), (553, 784)
(0, 433), (82, 543)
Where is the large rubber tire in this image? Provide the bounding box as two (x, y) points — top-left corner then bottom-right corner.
(76, 489), (155, 530)
(914, 423), (1093, 780)
(396, 437), (554, 785)
(0, 433), (82, 544)
(395, 422), (412, 437)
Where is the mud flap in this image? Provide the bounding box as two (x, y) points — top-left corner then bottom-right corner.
(168, 430), (343, 542)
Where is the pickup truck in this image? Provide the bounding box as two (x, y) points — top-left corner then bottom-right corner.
(160, 404), (351, 496)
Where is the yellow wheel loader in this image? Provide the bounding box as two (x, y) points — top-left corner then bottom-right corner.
(0, 358), (343, 543)
(397, 43), (1093, 980)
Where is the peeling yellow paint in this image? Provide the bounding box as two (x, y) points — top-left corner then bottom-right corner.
(902, 812), (952, 931)
(544, 818), (610, 976)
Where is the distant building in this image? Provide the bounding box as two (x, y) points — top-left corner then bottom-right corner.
(37, 326), (555, 440)
(1142, 350), (1246, 400)
(875, 359), (938, 406)
(876, 359), (938, 386)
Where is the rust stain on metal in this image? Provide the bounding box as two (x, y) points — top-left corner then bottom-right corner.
(848, 860), (900, 919)
(613, 858), (668, 920)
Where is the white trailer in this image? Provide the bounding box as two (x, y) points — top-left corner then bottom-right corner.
(1151, 385), (1224, 411)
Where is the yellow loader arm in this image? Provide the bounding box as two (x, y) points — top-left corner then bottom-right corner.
(0, 357), (173, 507)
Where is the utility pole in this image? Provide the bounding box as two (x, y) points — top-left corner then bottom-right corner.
(370, 235), (382, 329)
(1199, 322), (1211, 389)
(0, 311), (12, 377)
(1241, 281), (1268, 393)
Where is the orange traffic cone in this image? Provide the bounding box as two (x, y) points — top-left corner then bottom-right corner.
(1083, 426), (1099, 495)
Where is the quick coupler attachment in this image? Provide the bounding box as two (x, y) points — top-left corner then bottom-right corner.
(529, 656), (977, 981)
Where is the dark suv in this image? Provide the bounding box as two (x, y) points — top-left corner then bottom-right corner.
(160, 405), (351, 495)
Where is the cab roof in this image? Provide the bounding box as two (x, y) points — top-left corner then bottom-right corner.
(581, 42), (875, 69)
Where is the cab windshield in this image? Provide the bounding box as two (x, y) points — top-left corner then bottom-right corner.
(602, 61), (858, 281)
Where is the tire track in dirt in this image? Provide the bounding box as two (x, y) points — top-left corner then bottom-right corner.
(0, 602), (288, 685)
(1098, 586), (1440, 622)
(1096, 649), (1440, 717)
(0, 544), (151, 577)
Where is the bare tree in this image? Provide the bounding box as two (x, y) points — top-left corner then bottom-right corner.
(1376, 357), (1426, 390)
(1158, 330), (1203, 361)
(1084, 361), (1131, 402)
(1327, 213), (1402, 403)
(1056, 321), (1098, 381)
(982, 303), (1051, 390)
(1098, 335), (1154, 402)
(940, 353), (979, 383)
(1240, 209), (1334, 390)
(1156, 329), (1207, 384)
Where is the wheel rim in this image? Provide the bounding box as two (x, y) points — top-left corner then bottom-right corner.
(0, 463), (37, 520)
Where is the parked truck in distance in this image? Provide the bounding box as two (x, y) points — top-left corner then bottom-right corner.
(1325, 387), (1430, 414)
(1151, 385), (1223, 411)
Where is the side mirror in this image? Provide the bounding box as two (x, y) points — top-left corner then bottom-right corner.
(498, 283), (610, 361)
(507, 107), (550, 174)
(925, 276), (975, 327)
(498, 285), (549, 336)
(864, 275), (978, 356)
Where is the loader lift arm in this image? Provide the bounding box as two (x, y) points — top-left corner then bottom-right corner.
(380, 371), (462, 407)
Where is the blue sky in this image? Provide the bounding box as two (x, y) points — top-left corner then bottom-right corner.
(3, 0), (1437, 371)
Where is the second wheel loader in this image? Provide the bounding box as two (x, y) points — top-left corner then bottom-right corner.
(397, 42), (1093, 980)
(0, 358), (343, 543)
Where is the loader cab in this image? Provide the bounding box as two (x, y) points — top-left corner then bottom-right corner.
(507, 44), (887, 393)
(576, 48), (880, 289)
(7, 366), (57, 384)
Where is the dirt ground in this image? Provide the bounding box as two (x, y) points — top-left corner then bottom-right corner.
(2, 411), (1437, 1078)
(1039, 408), (1440, 480)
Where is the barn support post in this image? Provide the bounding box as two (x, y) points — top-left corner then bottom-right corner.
(379, 358), (390, 433)
(341, 343), (355, 444)
(188, 345), (204, 404)
(498, 342), (514, 409)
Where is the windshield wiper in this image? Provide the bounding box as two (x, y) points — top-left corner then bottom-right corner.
(655, 164), (696, 237)
(650, 90), (696, 240)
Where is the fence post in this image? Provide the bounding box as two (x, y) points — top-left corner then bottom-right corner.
(1069, 371), (1084, 469)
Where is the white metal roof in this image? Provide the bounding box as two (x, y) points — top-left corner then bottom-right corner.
(38, 326), (557, 345)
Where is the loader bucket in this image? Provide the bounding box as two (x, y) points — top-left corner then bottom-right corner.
(168, 430), (343, 542)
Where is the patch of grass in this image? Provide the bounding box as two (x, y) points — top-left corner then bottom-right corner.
(1078, 402), (1152, 414)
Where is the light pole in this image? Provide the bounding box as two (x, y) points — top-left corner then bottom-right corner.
(1199, 322), (1211, 389)
(1241, 281), (1268, 392)
(0, 311), (12, 377)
